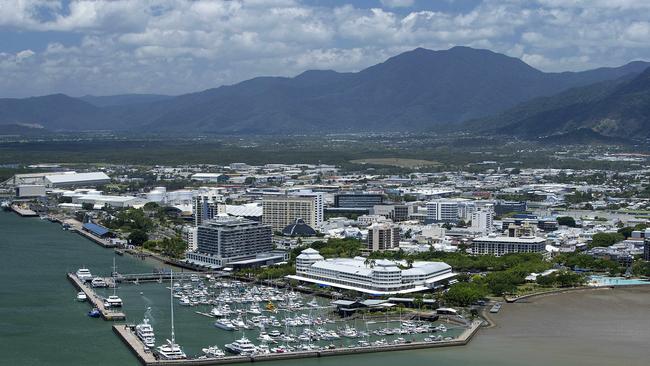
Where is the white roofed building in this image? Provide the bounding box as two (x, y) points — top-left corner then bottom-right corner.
(288, 248), (455, 295)
(44, 172), (110, 187)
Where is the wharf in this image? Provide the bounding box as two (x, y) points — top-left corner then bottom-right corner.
(117, 271), (227, 284)
(113, 320), (483, 366)
(11, 204), (38, 217)
(66, 273), (126, 321)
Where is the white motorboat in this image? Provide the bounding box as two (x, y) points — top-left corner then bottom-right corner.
(224, 336), (257, 355)
(247, 304), (262, 315)
(136, 308), (156, 348)
(202, 345), (225, 358)
(214, 319), (237, 331)
(156, 270), (186, 360)
(106, 295), (123, 307)
(91, 277), (108, 288)
(76, 268), (93, 282)
(76, 292), (87, 302)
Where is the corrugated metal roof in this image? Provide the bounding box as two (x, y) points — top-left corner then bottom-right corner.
(45, 172), (110, 184)
(82, 222), (110, 236)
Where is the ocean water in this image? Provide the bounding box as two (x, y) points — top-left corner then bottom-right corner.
(1, 211), (649, 366)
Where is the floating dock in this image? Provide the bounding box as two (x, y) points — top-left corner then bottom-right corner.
(113, 320), (483, 366)
(67, 273), (126, 321)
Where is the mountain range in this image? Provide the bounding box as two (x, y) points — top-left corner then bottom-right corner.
(0, 46), (649, 138)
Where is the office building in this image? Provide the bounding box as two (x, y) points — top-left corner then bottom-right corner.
(425, 200), (459, 223)
(644, 239), (650, 261)
(262, 191), (323, 231)
(471, 235), (547, 256)
(367, 222), (400, 252)
(334, 193), (383, 209)
(289, 248), (456, 295)
(186, 218), (277, 268)
(372, 204), (409, 222)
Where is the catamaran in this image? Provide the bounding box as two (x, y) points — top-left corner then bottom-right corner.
(156, 270), (186, 360)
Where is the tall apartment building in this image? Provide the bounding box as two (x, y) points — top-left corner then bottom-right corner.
(192, 193), (225, 226)
(471, 204), (494, 234)
(262, 191), (323, 231)
(367, 222), (400, 252)
(425, 200), (459, 223)
(186, 218), (273, 268)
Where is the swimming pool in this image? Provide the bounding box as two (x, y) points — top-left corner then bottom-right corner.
(589, 275), (650, 286)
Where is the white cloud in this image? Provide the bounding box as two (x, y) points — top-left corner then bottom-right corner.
(0, 0), (649, 97)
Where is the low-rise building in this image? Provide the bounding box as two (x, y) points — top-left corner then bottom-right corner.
(471, 235), (547, 256)
(288, 248), (456, 295)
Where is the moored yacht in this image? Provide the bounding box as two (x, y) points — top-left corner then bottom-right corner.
(201, 345), (225, 358)
(76, 268), (93, 282)
(91, 277), (108, 288)
(136, 309), (156, 348)
(156, 339), (186, 360)
(76, 292), (87, 302)
(105, 295), (123, 307)
(156, 270), (186, 360)
(224, 336), (257, 355)
(214, 319), (237, 331)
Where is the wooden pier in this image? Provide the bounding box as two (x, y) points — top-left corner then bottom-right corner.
(113, 320), (483, 366)
(66, 273), (126, 321)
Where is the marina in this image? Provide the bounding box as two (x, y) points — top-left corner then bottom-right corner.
(3, 194), (650, 366)
(113, 321), (482, 366)
(67, 272), (126, 321)
(78, 265), (480, 365)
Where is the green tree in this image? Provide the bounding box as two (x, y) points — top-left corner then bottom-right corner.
(443, 283), (487, 307)
(128, 229), (149, 246)
(556, 216), (576, 227)
(590, 232), (624, 248)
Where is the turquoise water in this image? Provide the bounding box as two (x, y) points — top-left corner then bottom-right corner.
(2, 211), (649, 366)
(589, 275), (650, 286)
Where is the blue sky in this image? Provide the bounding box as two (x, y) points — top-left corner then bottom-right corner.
(0, 0), (649, 97)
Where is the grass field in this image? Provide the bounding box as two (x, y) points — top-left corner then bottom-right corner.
(350, 158), (441, 168)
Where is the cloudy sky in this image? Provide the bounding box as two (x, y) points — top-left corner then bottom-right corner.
(1, 0), (649, 97)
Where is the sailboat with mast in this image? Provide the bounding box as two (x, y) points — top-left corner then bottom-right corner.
(156, 270), (187, 360)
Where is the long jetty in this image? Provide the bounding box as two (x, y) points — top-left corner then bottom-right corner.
(113, 320), (483, 366)
(66, 273), (126, 321)
(116, 271), (228, 284)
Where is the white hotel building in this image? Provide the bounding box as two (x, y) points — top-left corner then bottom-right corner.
(287, 248), (456, 295)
